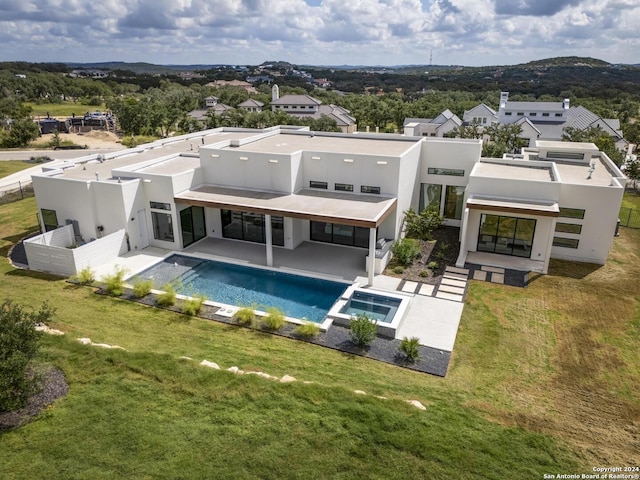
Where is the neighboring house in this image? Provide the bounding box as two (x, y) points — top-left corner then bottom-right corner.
(237, 99), (264, 112)
(270, 86), (357, 133)
(462, 104), (498, 126)
(403, 110), (463, 137)
(27, 126), (624, 284)
(188, 97), (234, 123)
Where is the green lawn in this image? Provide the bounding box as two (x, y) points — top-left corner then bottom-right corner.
(1, 195), (639, 478)
(620, 189), (640, 210)
(0, 160), (36, 179)
(24, 102), (107, 118)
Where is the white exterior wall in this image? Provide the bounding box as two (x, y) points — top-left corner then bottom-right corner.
(553, 184), (624, 264)
(394, 142), (421, 238)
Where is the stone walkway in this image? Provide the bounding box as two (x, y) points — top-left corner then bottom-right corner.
(397, 266), (470, 303)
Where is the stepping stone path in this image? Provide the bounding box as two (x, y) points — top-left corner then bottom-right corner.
(471, 265), (507, 285)
(434, 266), (470, 303)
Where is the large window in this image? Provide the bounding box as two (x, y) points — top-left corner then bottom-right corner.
(419, 184), (442, 213)
(553, 237), (579, 249)
(335, 183), (353, 192)
(361, 185), (380, 194)
(310, 221), (371, 248)
(477, 214), (536, 258)
(555, 223), (582, 234)
(180, 206), (206, 247)
(152, 212), (174, 242)
(309, 181), (328, 189)
(221, 210), (284, 246)
(41, 209), (58, 232)
(444, 186), (465, 220)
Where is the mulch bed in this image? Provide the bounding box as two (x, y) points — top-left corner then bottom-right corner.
(0, 367), (69, 432)
(383, 226), (461, 284)
(115, 291), (451, 377)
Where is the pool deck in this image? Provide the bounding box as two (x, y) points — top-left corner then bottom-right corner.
(90, 238), (463, 353)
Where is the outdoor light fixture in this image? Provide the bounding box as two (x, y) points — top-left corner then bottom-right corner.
(211, 154), (219, 158)
(376, 161), (388, 165)
(343, 158), (354, 163)
(239, 156), (249, 161)
(268, 159), (279, 164)
(311, 156), (321, 160)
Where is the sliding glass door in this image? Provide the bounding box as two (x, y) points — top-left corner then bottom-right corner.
(221, 210), (284, 246)
(180, 206), (206, 247)
(477, 214), (536, 258)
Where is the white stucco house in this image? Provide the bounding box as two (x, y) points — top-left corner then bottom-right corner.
(26, 126), (625, 282)
(403, 110), (463, 137)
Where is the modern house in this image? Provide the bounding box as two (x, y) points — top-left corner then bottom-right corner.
(26, 127), (625, 283)
(270, 86), (357, 133)
(238, 99), (264, 112)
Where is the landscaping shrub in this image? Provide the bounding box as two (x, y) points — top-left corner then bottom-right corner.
(101, 266), (127, 296)
(402, 205), (444, 240)
(156, 284), (176, 307)
(261, 307), (286, 331)
(391, 238), (420, 266)
(419, 270), (430, 278)
(295, 322), (321, 339)
(436, 242), (449, 260)
(427, 261), (439, 269)
(234, 307), (256, 326)
(349, 313), (377, 348)
(393, 266), (405, 274)
(181, 295), (205, 316)
(0, 300), (54, 411)
(399, 337), (421, 363)
(71, 266), (95, 285)
(132, 278), (154, 298)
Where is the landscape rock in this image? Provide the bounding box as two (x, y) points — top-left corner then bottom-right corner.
(354, 390), (367, 395)
(200, 360), (220, 369)
(78, 338), (92, 345)
(35, 324), (65, 336)
(407, 400), (426, 410)
(280, 375), (296, 383)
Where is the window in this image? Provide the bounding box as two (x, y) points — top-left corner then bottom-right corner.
(152, 212), (174, 242)
(482, 118), (487, 124)
(361, 185), (381, 194)
(419, 184), (442, 213)
(150, 201), (171, 211)
(555, 113), (563, 117)
(559, 207), (585, 219)
(180, 206), (206, 247)
(335, 183), (354, 192)
(555, 223), (582, 234)
(505, 112), (512, 116)
(310, 221), (371, 248)
(309, 181), (328, 189)
(477, 214), (537, 258)
(546, 151), (585, 160)
(221, 210), (284, 246)
(517, 112), (524, 116)
(542, 113), (550, 117)
(444, 186), (465, 220)
(41, 209), (58, 232)
(530, 112), (537, 117)
(428, 167), (465, 177)
(553, 237), (579, 249)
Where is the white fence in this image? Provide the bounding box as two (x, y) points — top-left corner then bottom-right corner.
(24, 224), (127, 277)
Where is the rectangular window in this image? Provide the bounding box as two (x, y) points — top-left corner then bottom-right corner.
(505, 112), (512, 116)
(542, 113), (550, 117)
(41, 209), (58, 232)
(361, 185), (381, 194)
(150, 201), (171, 211)
(335, 183), (354, 192)
(559, 207), (585, 219)
(477, 214), (536, 258)
(309, 181), (328, 189)
(310, 221), (372, 249)
(555, 113), (563, 117)
(221, 210), (284, 246)
(419, 184), (442, 213)
(553, 237), (579, 249)
(151, 212), (174, 242)
(428, 167), (465, 177)
(482, 118), (487, 124)
(530, 112), (537, 117)
(555, 223), (582, 234)
(546, 151), (585, 160)
(444, 186), (465, 220)
(517, 112), (524, 116)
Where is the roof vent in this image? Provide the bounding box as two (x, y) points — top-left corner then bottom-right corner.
(229, 139), (240, 148)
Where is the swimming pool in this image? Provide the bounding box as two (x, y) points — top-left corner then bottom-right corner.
(133, 254), (350, 323)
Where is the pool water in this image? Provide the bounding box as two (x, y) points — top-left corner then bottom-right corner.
(339, 291), (401, 323)
(135, 255), (350, 322)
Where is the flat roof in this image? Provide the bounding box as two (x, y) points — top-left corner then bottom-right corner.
(467, 196), (559, 217)
(536, 140), (598, 150)
(229, 132), (418, 156)
(554, 158), (614, 186)
(174, 186), (397, 228)
(474, 161), (554, 182)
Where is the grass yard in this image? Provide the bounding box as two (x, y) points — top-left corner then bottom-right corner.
(1, 195), (639, 478)
(24, 102), (107, 118)
(621, 189), (640, 210)
(0, 160), (37, 179)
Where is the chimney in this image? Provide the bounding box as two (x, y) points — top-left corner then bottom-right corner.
(563, 98), (570, 110)
(499, 92), (509, 110)
(272, 84), (280, 102)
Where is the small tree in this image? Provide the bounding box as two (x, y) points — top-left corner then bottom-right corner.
(391, 238), (420, 266)
(0, 300), (54, 412)
(349, 313), (377, 348)
(399, 337), (421, 363)
(624, 157), (640, 191)
(403, 205), (443, 240)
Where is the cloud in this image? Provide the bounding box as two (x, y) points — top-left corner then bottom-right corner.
(494, 0), (582, 16)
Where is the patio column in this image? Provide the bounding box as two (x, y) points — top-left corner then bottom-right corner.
(265, 214), (273, 267)
(367, 227), (376, 286)
(542, 216), (557, 274)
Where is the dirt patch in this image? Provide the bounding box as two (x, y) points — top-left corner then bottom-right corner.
(0, 366), (69, 431)
(383, 226), (460, 284)
(40, 132), (122, 150)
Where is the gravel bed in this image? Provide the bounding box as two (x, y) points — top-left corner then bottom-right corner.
(0, 367), (69, 431)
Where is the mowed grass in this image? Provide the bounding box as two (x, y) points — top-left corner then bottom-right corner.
(0, 160), (36, 179)
(1, 195), (639, 477)
(620, 189), (640, 210)
(24, 102), (107, 118)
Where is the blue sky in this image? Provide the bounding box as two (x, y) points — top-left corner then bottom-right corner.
(0, 0), (638, 66)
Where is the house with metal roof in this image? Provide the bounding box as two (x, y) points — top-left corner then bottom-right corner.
(403, 110), (463, 137)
